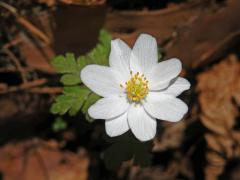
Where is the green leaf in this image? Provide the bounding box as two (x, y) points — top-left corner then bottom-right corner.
(60, 73), (81, 85)
(103, 133), (153, 170)
(50, 86), (91, 116)
(158, 47), (163, 61)
(52, 117), (67, 132)
(103, 140), (132, 170)
(99, 29), (112, 47)
(63, 86), (88, 95)
(50, 95), (75, 115)
(67, 87), (91, 116)
(84, 29), (111, 66)
(85, 113), (95, 123)
(77, 56), (89, 69)
(133, 141), (153, 167)
(51, 53), (78, 74)
(81, 93), (101, 114)
(82, 92), (101, 122)
(50, 29), (112, 122)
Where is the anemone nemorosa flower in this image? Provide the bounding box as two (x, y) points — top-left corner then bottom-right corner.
(80, 34), (190, 141)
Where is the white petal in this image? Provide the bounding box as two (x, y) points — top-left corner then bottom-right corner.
(143, 92), (188, 122)
(130, 34), (158, 74)
(88, 96), (129, 119)
(81, 65), (122, 97)
(105, 112), (129, 137)
(128, 105), (156, 141)
(163, 77), (190, 97)
(109, 39), (131, 82)
(147, 58), (182, 90)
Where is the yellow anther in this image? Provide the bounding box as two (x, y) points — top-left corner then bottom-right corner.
(123, 72), (149, 102)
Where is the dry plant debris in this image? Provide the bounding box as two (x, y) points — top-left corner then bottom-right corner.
(1, 0), (240, 179)
(153, 121), (186, 152)
(106, 0), (240, 69)
(0, 139), (89, 180)
(197, 54), (240, 180)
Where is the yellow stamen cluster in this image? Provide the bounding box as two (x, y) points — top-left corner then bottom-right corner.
(121, 71), (149, 102)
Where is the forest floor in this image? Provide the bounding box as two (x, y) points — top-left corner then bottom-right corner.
(0, 0), (240, 179)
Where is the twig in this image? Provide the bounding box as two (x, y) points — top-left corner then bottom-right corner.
(0, 68), (62, 94)
(28, 87), (63, 94)
(0, 79), (46, 93)
(2, 36), (23, 49)
(19, 78), (47, 89)
(0, 1), (17, 15)
(0, 66), (34, 73)
(3, 48), (28, 83)
(17, 17), (51, 45)
(0, 1), (50, 45)
(0, 80), (62, 94)
(0, 66), (17, 73)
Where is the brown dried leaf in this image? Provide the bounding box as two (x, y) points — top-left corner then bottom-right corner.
(0, 139), (89, 180)
(205, 152), (226, 180)
(130, 158), (193, 180)
(201, 115), (228, 136)
(205, 134), (223, 153)
(38, 0), (56, 6)
(153, 121), (186, 152)
(18, 33), (55, 74)
(197, 54), (240, 179)
(59, 0), (106, 5)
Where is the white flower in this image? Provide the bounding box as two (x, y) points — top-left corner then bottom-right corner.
(80, 34), (190, 141)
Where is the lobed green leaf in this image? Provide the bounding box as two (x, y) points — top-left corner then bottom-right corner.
(52, 117), (67, 132)
(51, 53), (78, 74)
(50, 86), (91, 116)
(50, 29), (112, 121)
(60, 73), (81, 85)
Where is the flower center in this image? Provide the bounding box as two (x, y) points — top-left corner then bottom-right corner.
(121, 71), (149, 102)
